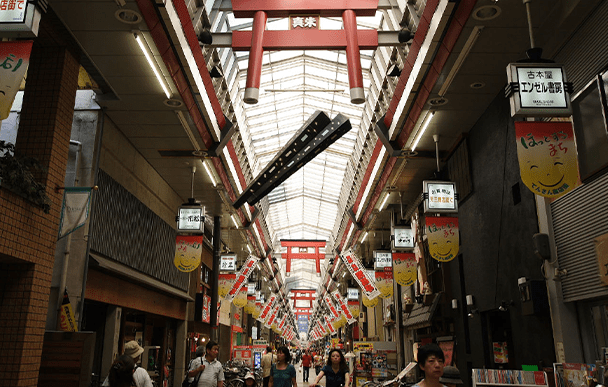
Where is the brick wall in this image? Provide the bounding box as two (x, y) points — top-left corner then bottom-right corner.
(0, 20), (79, 387)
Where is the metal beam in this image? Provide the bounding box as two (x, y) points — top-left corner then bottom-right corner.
(206, 31), (402, 48)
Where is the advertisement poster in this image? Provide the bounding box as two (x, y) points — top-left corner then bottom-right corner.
(493, 342), (508, 364)
(393, 252), (417, 286)
(0, 41), (32, 120)
(515, 121), (578, 198)
(174, 235), (203, 272)
(425, 217), (459, 262)
(438, 341), (454, 366)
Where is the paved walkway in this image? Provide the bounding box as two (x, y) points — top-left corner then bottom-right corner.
(292, 361), (325, 387)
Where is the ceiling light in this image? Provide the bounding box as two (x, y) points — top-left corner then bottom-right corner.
(115, 9), (142, 24)
(379, 193), (390, 211)
(231, 214), (239, 229)
(163, 98), (183, 108)
(470, 82), (486, 89)
(203, 160), (217, 187)
(473, 5), (501, 21)
(133, 31), (171, 99)
(360, 232), (368, 243)
(410, 111), (434, 152)
(438, 26), (483, 97)
(247, 245), (252, 253)
(428, 97), (448, 107)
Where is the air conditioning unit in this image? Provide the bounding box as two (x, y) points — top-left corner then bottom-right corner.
(359, 312), (366, 322)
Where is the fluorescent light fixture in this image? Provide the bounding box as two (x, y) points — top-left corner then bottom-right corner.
(411, 111), (435, 152)
(438, 26), (484, 97)
(361, 231), (368, 243)
(134, 31), (171, 99)
(231, 214), (239, 228)
(345, 223), (355, 246)
(379, 193), (390, 211)
(247, 245), (252, 253)
(203, 159), (217, 187)
(356, 146), (387, 220)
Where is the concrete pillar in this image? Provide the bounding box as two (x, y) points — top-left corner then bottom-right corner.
(100, 306), (122, 380)
(174, 320), (188, 387)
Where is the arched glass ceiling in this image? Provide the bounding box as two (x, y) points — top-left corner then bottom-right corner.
(207, 2), (395, 293)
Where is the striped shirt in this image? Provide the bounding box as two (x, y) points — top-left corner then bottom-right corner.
(188, 357), (225, 387)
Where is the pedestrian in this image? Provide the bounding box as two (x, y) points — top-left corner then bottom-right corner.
(301, 350), (312, 382)
(102, 341), (153, 387)
(108, 355), (135, 387)
(439, 366), (463, 387)
(244, 372), (257, 387)
(269, 346), (297, 387)
(412, 344), (445, 387)
(313, 352), (323, 376)
(262, 346), (274, 387)
(187, 340), (225, 387)
(312, 349), (350, 387)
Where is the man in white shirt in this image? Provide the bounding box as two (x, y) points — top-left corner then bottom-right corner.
(102, 340), (153, 387)
(187, 340), (225, 387)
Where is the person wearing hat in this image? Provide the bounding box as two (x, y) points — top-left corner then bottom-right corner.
(244, 372), (257, 387)
(187, 340), (225, 387)
(439, 366), (463, 387)
(102, 340), (154, 387)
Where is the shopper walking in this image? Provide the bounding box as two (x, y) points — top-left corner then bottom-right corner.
(107, 355), (136, 387)
(301, 350), (312, 382)
(269, 346), (297, 387)
(312, 349), (350, 387)
(262, 346), (275, 387)
(313, 352), (323, 376)
(102, 341), (153, 387)
(187, 340), (225, 387)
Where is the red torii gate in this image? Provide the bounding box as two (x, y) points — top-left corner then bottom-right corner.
(230, 0), (380, 105)
(281, 240), (326, 275)
(290, 290), (317, 309)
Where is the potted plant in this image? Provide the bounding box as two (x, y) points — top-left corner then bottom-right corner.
(0, 140), (51, 213)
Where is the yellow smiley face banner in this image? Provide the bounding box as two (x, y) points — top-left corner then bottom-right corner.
(426, 217), (459, 262)
(218, 274), (236, 298)
(348, 300), (360, 318)
(362, 292), (379, 307)
(515, 121), (579, 198)
(375, 268), (394, 299)
(174, 235), (203, 272)
(393, 252), (417, 286)
(233, 286), (248, 307)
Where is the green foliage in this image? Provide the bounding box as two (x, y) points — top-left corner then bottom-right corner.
(0, 140), (51, 213)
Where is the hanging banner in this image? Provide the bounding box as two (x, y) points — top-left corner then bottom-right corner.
(347, 300), (360, 318)
(393, 252), (417, 286)
(174, 235), (203, 272)
(318, 319), (327, 335)
(59, 289), (78, 332)
(233, 286), (248, 307)
(426, 217), (459, 262)
(0, 41), (32, 120)
(259, 294), (276, 321)
(325, 315), (336, 334)
(324, 294), (340, 319)
(278, 314), (287, 331)
(202, 294), (211, 323)
(515, 121), (578, 198)
(253, 302), (262, 319)
(58, 187), (93, 239)
(245, 295), (256, 314)
(218, 273), (236, 298)
(225, 255), (260, 302)
(340, 250), (381, 299)
(375, 267), (393, 298)
(265, 304), (280, 328)
(332, 290), (356, 324)
(362, 291), (379, 307)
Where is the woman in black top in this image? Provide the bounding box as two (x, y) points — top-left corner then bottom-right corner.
(312, 349), (350, 387)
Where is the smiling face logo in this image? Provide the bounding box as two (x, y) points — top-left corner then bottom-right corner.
(516, 122), (579, 198)
(173, 235), (203, 272)
(426, 217), (459, 262)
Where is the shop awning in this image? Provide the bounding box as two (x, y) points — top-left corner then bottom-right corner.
(402, 294), (441, 330)
(89, 252), (194, 302)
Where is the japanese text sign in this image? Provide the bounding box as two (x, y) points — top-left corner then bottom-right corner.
(515, 121), (578, 198)
(259, 294), (276, 321)
(375, 267), (393, 299)
(347, 287), (359, 300)
(325, 315), (336, 334)
(374, 251), (392, 269)
(177, 205), (204, 232)
(220, 254), (237, 271)
(0, 41), (31, 120)
(392, 252), (417, 286)
(340, 250), (381, 299)
(324, 295), (340, 319)
(507, 63), (572, 117)
(332, 290), (356, 324)
(225, 255), (259, 302)
(424, 181), (458, 213)
(426, 217), (459, 262)
(265, 304), (279, 328)
(173, 235), (203, 272)
(289, 15), (319, 30)
(393, 226), (415, 250)
(0, 0), (27, 22)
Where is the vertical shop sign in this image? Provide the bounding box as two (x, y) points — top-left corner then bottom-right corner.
(375, 267), (393, 298)
(425, 217), (459, 262)
(59, 289), (78, 332)
(515, 121), (578, 198)
(225, 255), (259, 302)
(265, 304), (280, 328)
(340, 250), (381, 299)
(392, 252), (417, 286)
(332, 290), (356, 324)
(0, 41), (32, 120)
(325, 315), (336, 334)
(324, 294), (340, 319)
(259, 294), (276, 321)
(174, 235), (203, 272)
